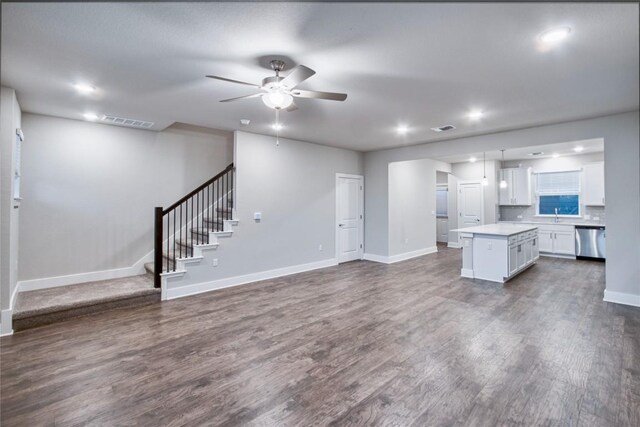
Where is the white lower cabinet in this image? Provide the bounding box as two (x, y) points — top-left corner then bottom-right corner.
(507, 231), (539, 280)
(537, 225), (576, 257)
(508, 244), (518, 276)
(436, 218), (449, 243)
(553, 231), (576, 255)
(504, 223), (575, 257)
(538, 230), (554, 253)
(532, 236), (540, 260)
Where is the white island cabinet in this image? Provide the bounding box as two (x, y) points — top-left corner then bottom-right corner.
(452, 224), (539, 283)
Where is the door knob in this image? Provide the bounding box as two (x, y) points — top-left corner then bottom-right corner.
(338, 224), (345, 227)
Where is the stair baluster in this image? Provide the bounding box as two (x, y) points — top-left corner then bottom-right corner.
(153, 163), (235, 288)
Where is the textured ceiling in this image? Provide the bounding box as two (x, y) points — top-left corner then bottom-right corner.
(1, 3), (638, 151)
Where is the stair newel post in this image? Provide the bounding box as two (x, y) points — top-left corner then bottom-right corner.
(154, 207), (163, 288)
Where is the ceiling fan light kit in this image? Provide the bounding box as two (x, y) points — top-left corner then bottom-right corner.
(206, 59), (347, 111)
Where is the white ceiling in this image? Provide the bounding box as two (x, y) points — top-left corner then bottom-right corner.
(1, 3), (638, 152)
(436, 138), (604, 164)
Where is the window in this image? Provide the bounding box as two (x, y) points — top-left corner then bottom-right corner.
(536, 170), (580, 216)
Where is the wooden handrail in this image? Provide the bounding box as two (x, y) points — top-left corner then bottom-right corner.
(163, 163), (234, 214)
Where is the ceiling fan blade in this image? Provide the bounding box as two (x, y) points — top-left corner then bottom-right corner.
(206, 75), (261, 88)
(285, 102), (298, 112)
(291, 89), (347, 101)
(280, 65), (316, 89)
(219, 93), (264, 103)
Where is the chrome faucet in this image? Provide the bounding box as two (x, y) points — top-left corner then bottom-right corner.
(554, 208), (560, 223)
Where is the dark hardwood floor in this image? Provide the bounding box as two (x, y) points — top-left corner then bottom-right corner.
(1, 246), (638, 426)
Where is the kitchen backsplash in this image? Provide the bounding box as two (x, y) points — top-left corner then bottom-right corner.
(499, 205), (605, 224)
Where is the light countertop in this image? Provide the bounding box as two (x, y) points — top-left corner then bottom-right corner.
(499, 220), (605, 227)
(452, 223), (538, 236)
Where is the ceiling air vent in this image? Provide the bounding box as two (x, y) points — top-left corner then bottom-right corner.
(102, 115), (154, 129)
(430, 125), (456, 132)
(528, 152), (545, 156)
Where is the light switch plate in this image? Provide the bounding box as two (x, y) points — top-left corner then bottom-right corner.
(254, 212), (262, 221)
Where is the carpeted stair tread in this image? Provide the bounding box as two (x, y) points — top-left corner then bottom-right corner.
(13, 274), (160, 330)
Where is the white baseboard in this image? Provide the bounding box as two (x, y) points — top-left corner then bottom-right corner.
(362, 253), (389, 263)
(603, 290), (640, 308)
(0, 283), (20, 336)
(164, 258), (338, 300)
(448, 242), (461, 248)
(18, 250), (154, 292)
(363, 246), (438, 264)
(461, 268), (474, 278)
(539, 252), (576, 260)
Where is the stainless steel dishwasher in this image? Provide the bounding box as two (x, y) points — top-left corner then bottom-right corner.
(575, 225), (605, 261)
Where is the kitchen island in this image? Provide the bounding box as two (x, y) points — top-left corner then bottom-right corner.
(452, 224), (539, 283)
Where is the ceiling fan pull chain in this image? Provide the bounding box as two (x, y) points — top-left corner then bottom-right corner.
(275, 109), (280, 146)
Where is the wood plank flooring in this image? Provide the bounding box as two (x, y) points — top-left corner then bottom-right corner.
(1, 246), (638, 426)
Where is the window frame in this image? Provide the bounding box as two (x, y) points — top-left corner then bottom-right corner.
(534, 169), (582, 218)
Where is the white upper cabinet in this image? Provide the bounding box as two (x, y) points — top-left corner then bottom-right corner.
(583, 162), (605, 206)
(499, 167), (532, 206)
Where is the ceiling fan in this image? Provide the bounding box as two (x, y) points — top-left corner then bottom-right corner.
(206, 60), (347, 111)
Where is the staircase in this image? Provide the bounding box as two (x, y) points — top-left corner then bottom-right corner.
(12, 164), (236, 332)
(143, 205), (234, 274)
(150, 163), (237, 290)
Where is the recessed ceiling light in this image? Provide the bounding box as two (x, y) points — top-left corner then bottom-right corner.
(552, 153), (560, 158)
(83, 112), (99, 121)
(574, 146), (584, 153)
(469, 157), (477, 163)
(396, 125), (409, 135)
(468, 110), (483, 120)
(240, 119), (250, 126)
(74, 83), (96, 94)
(272, 123), (283, 131)
(539, 27), (571, 43)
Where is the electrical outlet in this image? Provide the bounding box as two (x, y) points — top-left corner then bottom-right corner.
(584, 214), (591, 220)
(213, 258), (218, 267)
(517, 215), (523, 219)
(404, 238), (409, 244)
(593, 216), (600, 221)
(487, 242), (493, 250)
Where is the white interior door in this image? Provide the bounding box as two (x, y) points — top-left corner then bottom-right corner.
(458, 181), (484, 231)
(336, 174), (364, 263)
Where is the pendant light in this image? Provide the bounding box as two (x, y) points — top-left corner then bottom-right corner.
(482, 152), (488, 186)
(499, 149), (508, 189)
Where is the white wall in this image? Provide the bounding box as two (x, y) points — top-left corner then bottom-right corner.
(0, 87), (22, 334)
(388, 159), (440, 257)
(363, 152), (451, 257)
(18, 114), (233, 283)
(363, 111), (640, 306)
(163, 131), (363, 296)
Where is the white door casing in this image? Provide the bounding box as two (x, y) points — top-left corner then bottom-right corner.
(336, 174), (364, 263)
(458, 181), (484, 232)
